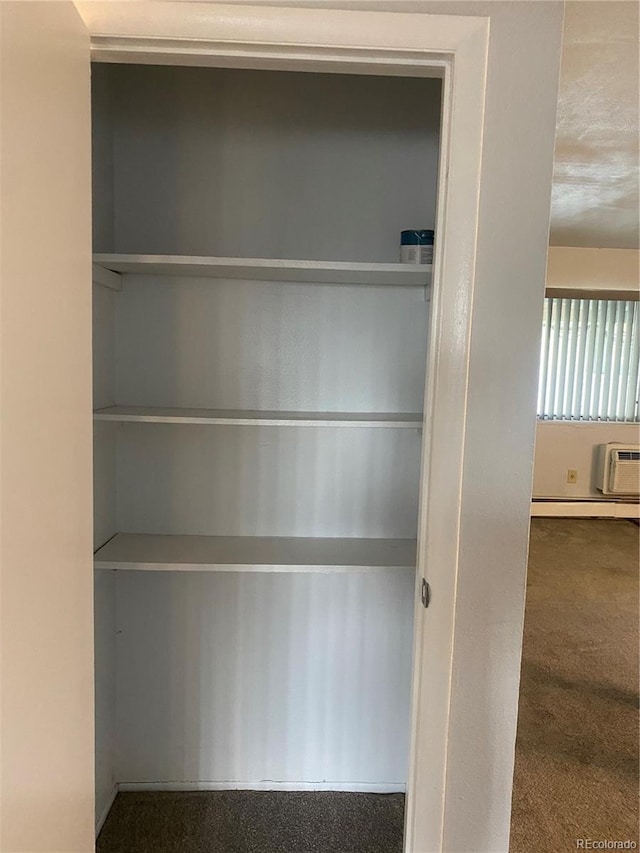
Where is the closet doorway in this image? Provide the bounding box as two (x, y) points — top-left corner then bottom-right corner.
(92, 61), (441, 850)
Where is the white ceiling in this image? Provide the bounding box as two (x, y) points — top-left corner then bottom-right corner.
(550, 1), (639, 249)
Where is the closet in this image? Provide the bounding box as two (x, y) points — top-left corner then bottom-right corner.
(92, 62), (441, 830)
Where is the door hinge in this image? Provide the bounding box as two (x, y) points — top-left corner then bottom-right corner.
(421, 578), (431, 608)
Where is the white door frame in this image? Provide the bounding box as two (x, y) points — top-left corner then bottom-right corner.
(78, 4), (488, 851)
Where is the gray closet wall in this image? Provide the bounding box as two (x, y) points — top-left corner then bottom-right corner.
(92, 63), (440, 826)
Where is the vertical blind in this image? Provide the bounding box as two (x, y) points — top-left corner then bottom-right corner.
(537, 297), (640, 422)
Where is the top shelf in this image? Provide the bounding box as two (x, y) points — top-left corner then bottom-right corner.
(93, 254), (432, 287)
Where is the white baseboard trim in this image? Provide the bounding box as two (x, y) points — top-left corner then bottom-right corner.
(118, 780), (406, 794)
(531, 500), (640, 519)
(96, 784), (119, 837)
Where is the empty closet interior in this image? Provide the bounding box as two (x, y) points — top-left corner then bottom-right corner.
(92, 62), (442, 830)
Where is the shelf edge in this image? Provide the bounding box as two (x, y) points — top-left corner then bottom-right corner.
(92, 254), (432, 287)
(93, 408), (424, 428)
(94, 562), (415, 573)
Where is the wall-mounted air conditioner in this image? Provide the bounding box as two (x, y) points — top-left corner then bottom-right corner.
(596, 443), (640, 496)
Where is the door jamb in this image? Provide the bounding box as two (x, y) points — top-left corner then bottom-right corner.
(80, 5), (490, 852)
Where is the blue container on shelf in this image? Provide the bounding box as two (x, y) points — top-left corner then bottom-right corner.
(400, 229), (434, 264)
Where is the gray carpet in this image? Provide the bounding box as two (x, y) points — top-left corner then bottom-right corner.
(96, 791), (405, 853)
(510, 518), (639, 852)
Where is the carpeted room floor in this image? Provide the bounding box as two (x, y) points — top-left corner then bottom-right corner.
(510, 518), (639, 852)
(97, 518), (639, 853)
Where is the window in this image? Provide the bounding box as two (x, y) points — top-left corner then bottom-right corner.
(537, 297), (640, 422)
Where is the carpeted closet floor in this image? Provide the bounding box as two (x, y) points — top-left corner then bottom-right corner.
(96, 790), (405, 853)
(510, 517), (639, 852)
(97, 518), (639, 853)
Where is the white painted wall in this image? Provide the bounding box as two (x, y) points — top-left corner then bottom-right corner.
(93, 282), (117, 547)
(92, 71), (118, 820)
(118, 424), (421, 538)
(0, 3), (573, 850)
(533, 421), (640, 499)
(105, 271), (426, 781)
(92, 282), (118, 828)
(92, 69), (120, 828)
(113, 275), (426, 539)
(93, 422), (117, 549)
(534, 246), (640, 503)
(362, 5), (562, 850)
(546, 247), (640, 299)
(85, 6), (565, 850)
(94, 570), (117, 829)
(105, 65), (441, 261)
(91, 64), (437, 794)
(115, 277), (429, 412)
(91, 64), (114, 253)
(0, 4), (94, 850)
(115, 570), (415, 789)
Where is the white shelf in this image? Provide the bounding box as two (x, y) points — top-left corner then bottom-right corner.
(92, 254), (432, 287)
(93, 405), (423, 429)
(94, 533), (417, 573)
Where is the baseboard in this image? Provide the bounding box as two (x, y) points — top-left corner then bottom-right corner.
(96, 784), (119, 837)
(531, 500), (640, 519)
(118, 780), (406, 794)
